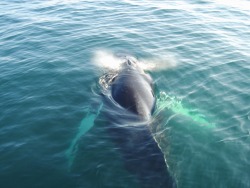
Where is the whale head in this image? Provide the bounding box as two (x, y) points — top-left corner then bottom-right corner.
(122, 57), (144, 74)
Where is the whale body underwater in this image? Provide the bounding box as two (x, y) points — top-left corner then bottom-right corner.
(104, 58), (176, 188)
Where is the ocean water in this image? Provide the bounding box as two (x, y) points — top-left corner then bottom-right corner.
(1, 0), (250, 188)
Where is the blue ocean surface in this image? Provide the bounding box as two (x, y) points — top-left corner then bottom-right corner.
(0, 0), (250, 187)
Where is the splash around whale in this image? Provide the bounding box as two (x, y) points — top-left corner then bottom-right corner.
(100, 57), (176, 188)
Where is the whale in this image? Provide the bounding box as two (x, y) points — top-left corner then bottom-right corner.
(106, 58), (176, 188)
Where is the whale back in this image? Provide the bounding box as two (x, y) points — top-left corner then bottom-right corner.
(111, 59), (155, 121)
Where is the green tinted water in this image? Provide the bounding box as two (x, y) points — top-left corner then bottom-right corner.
(1, 0), (250, 187)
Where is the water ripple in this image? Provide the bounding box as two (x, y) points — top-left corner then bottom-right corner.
(1, 0), (250, 187)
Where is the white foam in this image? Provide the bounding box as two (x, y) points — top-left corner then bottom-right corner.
(92, 49), (178, 72)
(140, 54), (178, 71)
(92, 50), (123, 71)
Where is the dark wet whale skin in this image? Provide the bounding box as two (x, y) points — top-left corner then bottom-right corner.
(109, 59), (176, 188)
(111, 59), (155, 121)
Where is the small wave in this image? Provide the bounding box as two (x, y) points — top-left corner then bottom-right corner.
(211, 0), (250, 11)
